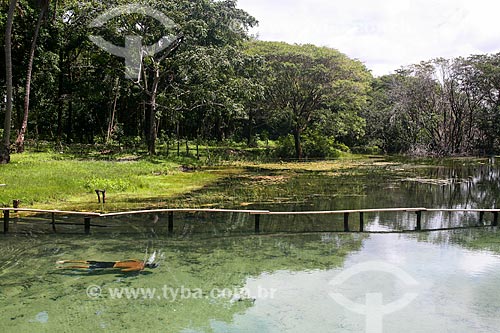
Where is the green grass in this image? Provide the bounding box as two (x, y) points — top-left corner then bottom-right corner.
(0, 152), (223, 212)
(4, 149), (484, 213)
(0, 150), (391, 212)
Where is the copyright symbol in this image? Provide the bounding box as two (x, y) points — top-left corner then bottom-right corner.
(86, 285), (102, 298)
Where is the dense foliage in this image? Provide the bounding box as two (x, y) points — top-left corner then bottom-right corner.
(364, 56), (500, 156)
(2, 0), (500, 162)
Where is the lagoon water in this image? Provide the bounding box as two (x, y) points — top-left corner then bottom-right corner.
(223, 232), (500, 333)
(1, 158), (500, 332)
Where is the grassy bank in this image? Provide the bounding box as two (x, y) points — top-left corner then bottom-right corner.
(0, 152), (225, 212)
(0, 149), (378, 212)
(2, 150), (490, 213)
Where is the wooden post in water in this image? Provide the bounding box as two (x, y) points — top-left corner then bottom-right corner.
(3, 210), (9, 233)
(344, 213), (350, 232)
(479, 211), (485, 225)
(168, 212), (174, 234)
(13, 200), (20, 213)
(416, 211), (422, 231)
(84, 217), (91, 235)
(359, 212), (364, 232)
(51, 213), (56, 233)
(493, 212), (499, 227)
(255, 214), (261, 234)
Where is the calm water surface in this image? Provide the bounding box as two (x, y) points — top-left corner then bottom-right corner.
(1, 159), (499, 332)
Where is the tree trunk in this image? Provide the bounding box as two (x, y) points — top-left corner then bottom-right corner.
(15, 5), (46, 153)
(246, 111), (256, 147)
(166, 137), (170, 156)
(196, 136), (200, 160)
(177, 122), (180, 157)
(66, 93), (73, 142)
(140, 33), (183, 155)
(1, 0), (18, 163)
(293, 128), (303, 159)
(64, 62), (74, 142)
(146, 67), (160, 155)
(56, 51), (64, 143)
(106, 78), (120, 144)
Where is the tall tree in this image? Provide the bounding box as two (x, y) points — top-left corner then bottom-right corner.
(142, 34), (184, 155)
(15, 0), (50, 153)
(247, 41), (371, 158)
(1, 0), (17, 163)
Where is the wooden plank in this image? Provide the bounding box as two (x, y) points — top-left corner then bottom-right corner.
(269, 208), (500, 215)
(0, 208), (100, 216)
(101, 209), (270, 217)
(426, 208), (500, 213)
(0, 207), (498, 218)
(268, 208), (429, 215)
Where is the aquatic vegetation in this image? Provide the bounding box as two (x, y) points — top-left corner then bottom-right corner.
(1, 156), (500, 332)
(0, 233), (365, 332)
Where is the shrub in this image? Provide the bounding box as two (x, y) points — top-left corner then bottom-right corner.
(274, 134), (297, 158)
(352, 145), (382, 155)
(83, 176), (133, 192)
(275, 130), (343, 159)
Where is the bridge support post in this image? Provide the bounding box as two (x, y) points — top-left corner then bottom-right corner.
(255, 214), (261, 234)
(168, 212), (174, 234)
(416, 211), (422, 231)
(344, 213), (350, 232)
(493, 212), (499, 227)
(13, 200), (20, 213)
(3, 210), (9, 233)
(51, 213), (56, 233)
(84, 217), (91, 235)
(359, 212), (364, 232)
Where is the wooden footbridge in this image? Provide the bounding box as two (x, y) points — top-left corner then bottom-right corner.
(1, 207), (499, 235)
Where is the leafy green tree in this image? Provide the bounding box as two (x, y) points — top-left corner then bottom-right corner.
(83, 0), (258, 154)
(363, 74), (409, 153)
(246, 41), (371, 158)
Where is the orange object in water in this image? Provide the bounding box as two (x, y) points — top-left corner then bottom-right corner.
(112, 260), (146, 272)
(57, 259), (158, 272)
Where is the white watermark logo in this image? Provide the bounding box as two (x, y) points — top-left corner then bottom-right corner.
(86, 284), (277, 303)
(329, 261), (419, 333)
(88, 4), (178, 81)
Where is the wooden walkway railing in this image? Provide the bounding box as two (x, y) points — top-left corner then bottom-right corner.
(1, 207), (499, 235)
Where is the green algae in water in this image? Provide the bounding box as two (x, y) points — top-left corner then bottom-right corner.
(2, 159), (500, 332)
(0, 233), (364, 332)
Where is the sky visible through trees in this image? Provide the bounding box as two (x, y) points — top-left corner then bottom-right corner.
(2, 0), (500, 163)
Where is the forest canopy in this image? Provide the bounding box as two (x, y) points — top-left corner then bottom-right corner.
(2, 0), (500, 162)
